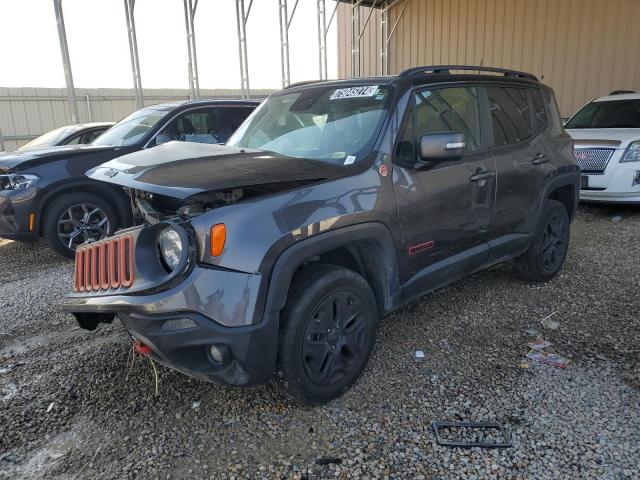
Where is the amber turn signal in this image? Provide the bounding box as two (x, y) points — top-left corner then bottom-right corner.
(210, 224), (226, 256)
(28, 212), (35, 232)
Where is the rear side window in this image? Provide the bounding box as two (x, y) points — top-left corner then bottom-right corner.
(395, 86), (482, 163)
(530, 89), (548, 131)
(488, 87), (532, 146)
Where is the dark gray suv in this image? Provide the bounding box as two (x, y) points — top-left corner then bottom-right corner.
(62, 66), (579, 404)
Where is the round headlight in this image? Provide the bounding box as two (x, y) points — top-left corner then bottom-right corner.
(158, 227), (183, 271)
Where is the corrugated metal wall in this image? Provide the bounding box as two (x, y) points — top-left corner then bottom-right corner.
(337, 0), (640, 116)
(0, 87), (272, 152)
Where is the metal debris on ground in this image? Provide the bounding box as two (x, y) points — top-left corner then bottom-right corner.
(527, 338), (552, 350)
(315, 457), (342, 465)
(525, 328), (540, 337)
(432, 421), (512, 448)
(541, 311), (560, 330)
(525, 351), (571, 368)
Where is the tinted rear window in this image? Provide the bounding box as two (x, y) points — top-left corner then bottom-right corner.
(565, 99), (640, 129)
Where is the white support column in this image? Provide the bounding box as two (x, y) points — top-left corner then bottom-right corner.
(278, 0), (300, 88)
(183, 0), (200, 99)
(381, 0), (409, 75)
(124, 0), (144, 108)
(53, 0), (79, 123)
(235, 0), (253, 98)
(317, 0), (338, 80)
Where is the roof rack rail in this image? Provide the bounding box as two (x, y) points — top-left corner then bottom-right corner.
(399, 65), (538, 82)
(609, 90), (635, 95)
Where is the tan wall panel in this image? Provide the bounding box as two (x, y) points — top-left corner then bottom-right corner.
(338, 0), (640, 116)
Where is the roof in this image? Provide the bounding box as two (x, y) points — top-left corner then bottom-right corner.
(143, 98), (262, 111)
(594, 93), (640, 102)
(282, 65), (540, 94)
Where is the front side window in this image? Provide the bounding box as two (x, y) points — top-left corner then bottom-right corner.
(488, 87), (533, 146)
(565, 99), (640, 129)
(394, 86), (482, 163)
(227, 85), (392, 164)
(93, 108), (167, 147)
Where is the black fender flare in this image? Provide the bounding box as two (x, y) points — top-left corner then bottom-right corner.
(260, 222), (401, 319)
(537, 170), (580, 223)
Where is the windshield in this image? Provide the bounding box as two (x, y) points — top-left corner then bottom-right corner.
(227, 85), (392, 163)
(93, 108), (167, 146)
(566, 99), (640, 129)
(18, 126), (76, 151)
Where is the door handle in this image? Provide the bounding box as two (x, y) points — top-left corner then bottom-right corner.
(532, 153), (549, 165)
(469, 171), (495, 182)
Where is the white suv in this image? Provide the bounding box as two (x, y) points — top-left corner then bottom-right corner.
(565, 92), (640, 203)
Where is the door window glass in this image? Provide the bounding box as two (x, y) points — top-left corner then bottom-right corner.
(395, 86), (482, 162)
(488, 87), (533, 146)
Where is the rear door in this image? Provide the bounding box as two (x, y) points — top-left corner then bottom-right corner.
(488, 86), (554, 253)
(392, 85), (496, 296)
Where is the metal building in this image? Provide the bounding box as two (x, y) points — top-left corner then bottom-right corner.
(337, 0), (640, 116)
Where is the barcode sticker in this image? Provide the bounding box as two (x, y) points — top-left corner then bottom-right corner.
(330, 85), (379, 100)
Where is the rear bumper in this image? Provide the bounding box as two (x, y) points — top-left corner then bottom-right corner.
(0, 188), (39, 241)
(62, 265), (278, 385)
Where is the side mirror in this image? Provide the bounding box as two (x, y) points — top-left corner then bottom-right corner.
(419, 132), (465, 162)
(154, 133), (173, 146)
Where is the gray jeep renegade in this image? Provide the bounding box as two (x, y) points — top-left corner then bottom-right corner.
(63, 66), (579, 404)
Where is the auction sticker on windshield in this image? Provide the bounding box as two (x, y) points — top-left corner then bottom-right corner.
(330, 86), (379, 100)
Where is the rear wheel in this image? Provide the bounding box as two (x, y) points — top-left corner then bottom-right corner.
(43, 193), (118, 259)
(514, 199), (570, 282)
(277, 264), (378, 405)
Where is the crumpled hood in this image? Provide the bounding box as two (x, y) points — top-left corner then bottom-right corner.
(86, 141), (347, 199)
(567, 128), (640, 149)
(0, 144), (116, 171)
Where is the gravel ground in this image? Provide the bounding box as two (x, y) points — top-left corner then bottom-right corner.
(1, 203), (639, 479)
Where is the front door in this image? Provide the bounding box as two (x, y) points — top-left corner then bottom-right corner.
(392, 85), (496, 298)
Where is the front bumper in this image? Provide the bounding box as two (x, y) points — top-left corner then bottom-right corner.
(0, 188), (39, 241)
(62, 265), (278, 386)
(580, 162), (640, 204)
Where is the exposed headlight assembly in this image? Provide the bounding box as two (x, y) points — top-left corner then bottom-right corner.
(0, 173), (39, 190)
(621, 141), (640, 163)
(158, 226), (184, 272)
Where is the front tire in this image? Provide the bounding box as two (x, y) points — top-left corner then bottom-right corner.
(43, 193), (118, 259)
(514, 199), (570, 282)
(277, 264), (378, 405)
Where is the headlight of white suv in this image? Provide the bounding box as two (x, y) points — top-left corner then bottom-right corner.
(621, 141), (640, 163)
(0, 173), (40, 190)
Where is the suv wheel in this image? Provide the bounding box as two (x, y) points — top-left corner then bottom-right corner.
(43, 193), (118, 259)
(514, 199), (570, 282)
(277, 264), (378, 405)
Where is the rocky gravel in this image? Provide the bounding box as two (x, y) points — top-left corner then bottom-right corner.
(1, 203), (639, 479)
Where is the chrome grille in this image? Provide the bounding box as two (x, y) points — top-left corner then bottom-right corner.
(573, 148), (614, 174)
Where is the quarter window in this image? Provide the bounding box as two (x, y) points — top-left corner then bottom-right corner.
(488, 87), (533, 146)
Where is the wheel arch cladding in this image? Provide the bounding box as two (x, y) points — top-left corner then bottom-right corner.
(547, 183), (577, 220)
(39, 183), (131, 234)
(263, 222), (401, 319)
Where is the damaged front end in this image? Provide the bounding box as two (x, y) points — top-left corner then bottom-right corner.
(62, 142), (346, 386)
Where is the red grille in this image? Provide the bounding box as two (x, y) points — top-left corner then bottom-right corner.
(74, 235), (135, 292)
